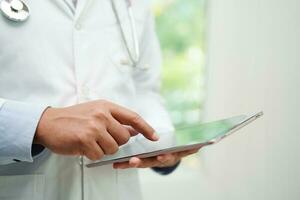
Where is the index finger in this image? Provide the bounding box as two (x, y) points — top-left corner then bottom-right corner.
(108, 103), (159, 141)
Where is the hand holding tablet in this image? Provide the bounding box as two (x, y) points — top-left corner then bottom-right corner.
(86, 112), (263, 168)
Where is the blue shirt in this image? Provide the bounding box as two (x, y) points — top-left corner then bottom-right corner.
(0, 100), (179, 174)
(0, 100), (47, 165)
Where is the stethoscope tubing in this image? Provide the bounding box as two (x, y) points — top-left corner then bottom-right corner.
(0, 0), (140, 67)
(127, 5), (140, 65)
(111, 0), (140, 67)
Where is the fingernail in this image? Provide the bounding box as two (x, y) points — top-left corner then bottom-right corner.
(129, 162), (138, 168)
(130, 157), (141, 167)
(152, 132), (160, 141)
(130, 157), (139, 164)
(157, 156), (164, 161)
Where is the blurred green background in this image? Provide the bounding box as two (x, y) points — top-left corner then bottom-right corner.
(152, 0), (207, 126)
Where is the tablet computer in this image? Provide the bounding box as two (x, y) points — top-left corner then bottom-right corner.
(86, 112), (263, 168)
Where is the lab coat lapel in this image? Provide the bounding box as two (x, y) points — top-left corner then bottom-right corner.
(74, 0), (95, 23)
(50, 0), (75, 19)
(63, 0), (76, 13)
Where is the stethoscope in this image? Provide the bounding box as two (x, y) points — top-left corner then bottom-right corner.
(0, 0), (29, 21)
(0, 0), (140, 67)
(111, 0), (140, 67)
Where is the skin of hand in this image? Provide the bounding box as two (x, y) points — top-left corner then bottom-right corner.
(34, 100), (159, 161)
(113, 148), (200, 169)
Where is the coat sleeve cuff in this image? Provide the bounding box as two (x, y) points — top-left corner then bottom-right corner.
(0, 100), (48, 163)
(152, 161), (181, 175)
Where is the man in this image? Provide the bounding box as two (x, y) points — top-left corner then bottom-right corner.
(0, 0), (199, 199)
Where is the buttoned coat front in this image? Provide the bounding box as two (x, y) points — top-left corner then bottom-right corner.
(0, 0), (173, 199)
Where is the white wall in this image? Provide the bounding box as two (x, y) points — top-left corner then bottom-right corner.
(203, 0), (300, 199)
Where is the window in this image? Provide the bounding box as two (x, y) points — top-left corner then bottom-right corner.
(140, 1), (207, 200)
(153, 0), (207, 126)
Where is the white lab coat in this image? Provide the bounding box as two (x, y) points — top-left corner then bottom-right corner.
(0, 0), (173, 199)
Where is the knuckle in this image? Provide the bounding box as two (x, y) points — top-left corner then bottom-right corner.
(97, 99), (110, 107)
(98, 99), (107, 104)
(94, 151), (104, 160)
(118, 133), (130, 145)
(77, 134), (90, 146)
(87, 150), (104, 161)
(87, 119), (98, 130)
(105, 145), (119, 155)
(131, 113), (143, 126)
(94, 110), (109, 122)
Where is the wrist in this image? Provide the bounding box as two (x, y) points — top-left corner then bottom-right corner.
(34, 106), (53, 145)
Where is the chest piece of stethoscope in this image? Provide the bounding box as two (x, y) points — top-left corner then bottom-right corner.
(0, 0), (30, 22)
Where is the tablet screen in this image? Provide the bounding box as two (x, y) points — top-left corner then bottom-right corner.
(86, 112), (263, 168)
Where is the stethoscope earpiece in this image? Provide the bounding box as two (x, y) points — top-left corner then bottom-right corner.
(0, 0), (30, 22)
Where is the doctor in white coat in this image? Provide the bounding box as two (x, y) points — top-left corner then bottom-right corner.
(0, 0), (199, 200)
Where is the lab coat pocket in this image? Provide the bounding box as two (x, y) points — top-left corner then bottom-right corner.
(0, 174), (45, 200)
